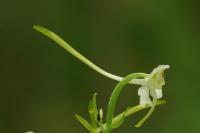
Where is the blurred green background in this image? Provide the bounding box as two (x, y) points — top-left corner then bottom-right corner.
(0, 0), (200, 133)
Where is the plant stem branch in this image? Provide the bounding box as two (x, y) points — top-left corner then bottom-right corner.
(96, 100), (165, 133)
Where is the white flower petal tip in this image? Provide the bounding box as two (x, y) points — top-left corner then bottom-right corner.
(155, 89), (162, 98)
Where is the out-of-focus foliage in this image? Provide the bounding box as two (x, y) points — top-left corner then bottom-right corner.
(0, 0), (200, 133)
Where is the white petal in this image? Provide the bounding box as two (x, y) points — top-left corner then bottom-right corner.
(140, 95), (152, 107)
(150, 65), (170, 78)
(138, 86), (152, 106)
(155, 89), (162, 98)
(138, 86), (147, 96)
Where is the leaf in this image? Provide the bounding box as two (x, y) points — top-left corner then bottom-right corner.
(88, 93), (98, 128)
(75, 114), (93, 131)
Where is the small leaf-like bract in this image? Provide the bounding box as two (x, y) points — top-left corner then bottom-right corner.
(88, 93), (98, 128)
(75, 114), (93, 131)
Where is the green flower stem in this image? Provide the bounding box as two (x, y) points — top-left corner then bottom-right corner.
(105, 73), (147, 133)
(96, 100), (165, 133)
(33, 25), (147, 85)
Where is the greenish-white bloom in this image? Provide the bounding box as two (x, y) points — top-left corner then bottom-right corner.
(137, 65), (170, 106)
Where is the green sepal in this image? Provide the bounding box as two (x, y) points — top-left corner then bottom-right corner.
(75, 114), (94, 131)
(88, 93), (98, 128)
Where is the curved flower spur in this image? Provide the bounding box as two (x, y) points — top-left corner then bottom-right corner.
(33, 25), (170, 133)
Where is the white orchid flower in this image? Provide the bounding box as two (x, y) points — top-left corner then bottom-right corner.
(134, 65), (170, 128)
(137, 65), (170, 107)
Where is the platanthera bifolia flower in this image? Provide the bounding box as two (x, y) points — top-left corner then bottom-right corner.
(134, 65), (170, 128)
(137, 65), (170, 107)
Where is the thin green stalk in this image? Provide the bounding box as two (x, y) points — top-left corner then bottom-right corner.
(105, 73), (147, 133)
